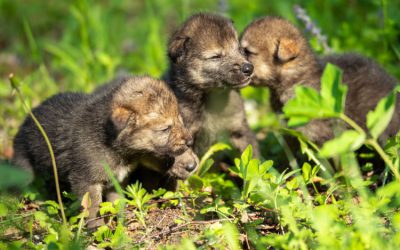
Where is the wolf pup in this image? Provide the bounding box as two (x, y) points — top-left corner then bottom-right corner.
(165, 13), (260, 157)
(240, 16), (399, 144)
(12, 76), (193, 227)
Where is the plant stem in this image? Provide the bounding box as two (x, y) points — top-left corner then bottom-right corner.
(339, 114), (365, 135)
(340, 113), (400, 181)
(9, 74), (67, 224)
(366, 139), (400, 181)
(273, 132), (299, 170)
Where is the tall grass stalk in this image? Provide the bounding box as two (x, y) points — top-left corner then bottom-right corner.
(8, 73), (67, 225)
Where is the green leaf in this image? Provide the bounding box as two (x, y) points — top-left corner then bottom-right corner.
(287, 116), (311, 127)
(44, 200), (60, 215)
(99, 202), (117, 215)
(283, 64), (347, 127)
(320, 63), (347, 113)
(179, 238), (197, 250)
(241, 144), (253, 167)
(188, 175), (204, 190)
(286, 177), (299, 190)
(366, 90), (397, 139)
(93, 225), (113, 243)
(222, 222), (241, 250)
(284, 86), (325, 119)
(259, 160), (274, 175)
(246, 158), (261, 180)
(311, 165), (320, 178)
(320, 130), (366, 157)
(302, 162), (312, 182)
(151, 188), (167, 198)
(198, 158), (214, 177)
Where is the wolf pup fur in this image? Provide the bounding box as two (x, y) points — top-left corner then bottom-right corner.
(12, 76), (193, 227)
(240, 16), (399, 145)
(165, 13), (260, 157)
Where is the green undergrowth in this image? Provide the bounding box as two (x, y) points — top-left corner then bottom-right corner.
(1, 0), (400, 249)
(1, 61), (400, 249)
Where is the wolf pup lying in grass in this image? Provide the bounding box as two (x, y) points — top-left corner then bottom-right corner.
(164, 13), (260, 157)
(240, 16), (399, 145)
(12, 76), (194, 227)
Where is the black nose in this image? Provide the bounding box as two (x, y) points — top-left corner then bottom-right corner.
(186, 162), (197, 172)
(241, 63), (254, 76)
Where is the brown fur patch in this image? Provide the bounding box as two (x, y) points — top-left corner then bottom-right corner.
(277, 38), (300, 62)
(111, 106), (132, 130)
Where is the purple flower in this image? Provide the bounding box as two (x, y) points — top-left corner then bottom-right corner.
(294, 5), (332, 53)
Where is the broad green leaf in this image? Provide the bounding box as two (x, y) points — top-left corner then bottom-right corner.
(284, 86), (339, 127)
(246, 158), (261, 180)
(259, 160), (274, 175)
(320, 63), (347, 113)
(311, 165), (320, 178)
(99, 202), (117, 215)
(241, 144), (253, 166)
(44, 200), (60, 215)
(284, 86), (325, 118)
(367, 90), (397, 139)
(283, 64), (348, 127)
(93, 225), (113, 242)
(188, 175), (204, 190)
(286, 177), (299, 190)
(151, 188), (167, 198)
(320, 130), (366, 157)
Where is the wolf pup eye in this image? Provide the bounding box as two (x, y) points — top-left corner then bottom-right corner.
(208, 54), (223, 60)
(159, 125), (172, 132)
(243, 48), (256, 57)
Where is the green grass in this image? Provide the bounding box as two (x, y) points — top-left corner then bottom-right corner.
(1, 0), (400, 249)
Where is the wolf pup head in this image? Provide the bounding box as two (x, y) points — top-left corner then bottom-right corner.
(168, 13), (254, 90)
(110, 76), (193, 157)
(240, 16), (317, 90)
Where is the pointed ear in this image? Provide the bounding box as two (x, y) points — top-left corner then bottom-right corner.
(168, 35), (190, 63)
(275, 38), (300, 62)
(111, 106), (135, 131)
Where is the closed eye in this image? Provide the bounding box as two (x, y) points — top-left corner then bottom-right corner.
(159, 125), (172, 132)
(207, 54), (223, 60)
(243, 47), (257, 56)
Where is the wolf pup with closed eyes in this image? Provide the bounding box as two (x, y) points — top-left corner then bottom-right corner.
(12, 76), (193, 228)
(240, 16), (399, 145)
(165, 13), (260, 157)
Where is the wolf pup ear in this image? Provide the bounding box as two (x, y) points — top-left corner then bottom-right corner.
(168, 35), (190, 63)
(275, 38), (299, 63)
(111, 106), (135, 131)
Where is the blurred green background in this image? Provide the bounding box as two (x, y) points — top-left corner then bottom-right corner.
(1, 0), (399, 158)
